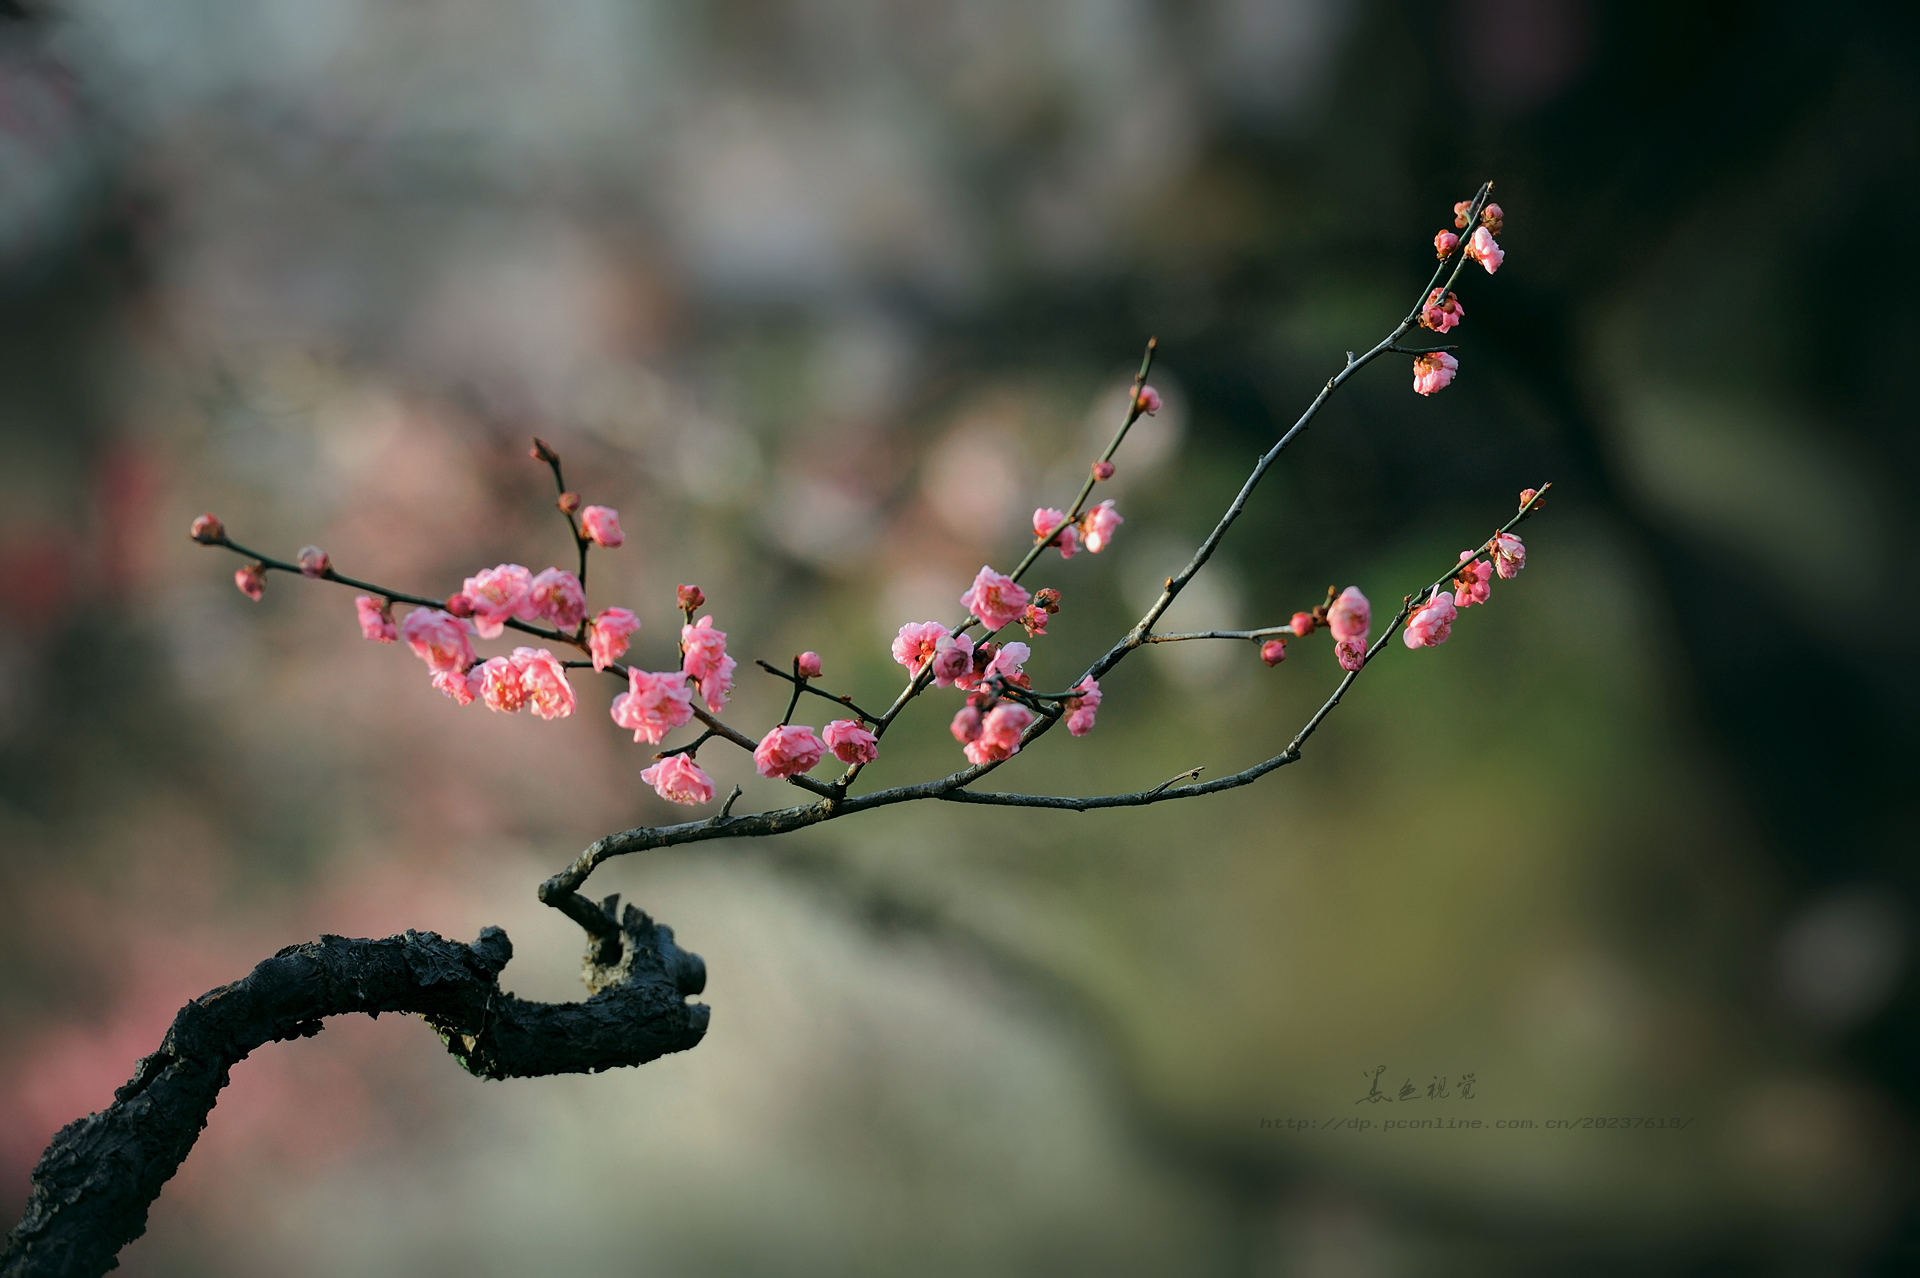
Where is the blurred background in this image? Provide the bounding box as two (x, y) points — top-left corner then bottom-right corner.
(1, 0), (1915, 1272)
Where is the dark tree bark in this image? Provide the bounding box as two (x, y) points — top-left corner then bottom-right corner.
(2, 900), (708, 1278)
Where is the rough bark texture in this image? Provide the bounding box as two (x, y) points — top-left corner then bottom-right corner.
(2, 900), (707, 1278)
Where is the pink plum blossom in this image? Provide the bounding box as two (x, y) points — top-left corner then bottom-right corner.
(931, 631), (975, 687)
(610, 669), (694, 744)
(588, 608), (640, 671)
(445, 594), (474, 618)
(1327, 587), (1371, 647)
(1492, 532), (1526, 579)
(432, 669), (478, 705)
(983, 641), (1030, 683)
(1420, 289), (1464, 333)
(1335, 638), (1366, 672)
(641, 755), (715, 806)
(580, 505), (624, 548)
(1404, 590), (1458, 648)
(796, 651), (823, 679)
(754, 724), (826, 778)
(961, 567), (1031, 631)
(950, 705), (983, 743)
(401, 608), (477, 675)
(1261, 639), (1286, 666)
(1065, 677), (1101, 737)
(676, 584), (704, 612)
(682, 616), (736, 712)
(1082, 500), (1123, 554)
(1092, 460), (1115, 481)
(1136, 385), (1162, 415)
(893, 621), (947, 673)
(1290, 612), (1315, 637)
(462, 564), (535, 639)
(514, 647), (576, 720)
(963, 704), (1035, 766)
(189, 513), (224, 544)
(1019, 604), (1051, 637)
(528, 568), (586, 631)
(1033, 508), (1079, 558)
(476, 657), (527, 713)
(1465, 226), (1503, 274)
(824, 719), (879, 765)
(1453, 200), (1475, 229)
(298, 546), (331, 578)
(1412, 351), (1459, 395)
(1480, 202), (1504, 234)
(1454, 553), (1492, 608)
(235, 564), (265, 600)
(355, 596), (397, 643)
(1434, 229), (1459, 258)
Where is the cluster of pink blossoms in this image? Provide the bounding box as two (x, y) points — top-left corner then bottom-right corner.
(1413, 198), (1506, 396)
(1032, 499), (1124, 561)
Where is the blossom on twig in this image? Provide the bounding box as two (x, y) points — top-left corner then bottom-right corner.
(960, 567), (1030, 631)
(402, 608), (476, 675)
(1465, 226), (1503, 274)
(1412, 351), (1459, 396)
(1492, 532), (1526, 578)
(529, 568), (586, 631)
(580, 505), (624, 548)
(641, 755), (714, 806)
(610, 669), (694, 744)
(588, 608), (640, 670)
(1454, 554), (1492, 608)
(462, 564), (535, 639)
(1404, 590), (1458, 648)
(824, 719), (879, 765)
(1065, 677), (1101, 736)
(1082, 500), (1123, 554)
(963, 704), (1034, 765)
(754, 724), (825, 778)
(355, 596), (397, 643)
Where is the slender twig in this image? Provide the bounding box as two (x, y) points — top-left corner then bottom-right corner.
(531, 437), (591, 587)
(754, 660), (884, 724)
(1143, 627), (1296, 644)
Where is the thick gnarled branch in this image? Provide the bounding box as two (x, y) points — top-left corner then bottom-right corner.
(2, 906), (707, 1278)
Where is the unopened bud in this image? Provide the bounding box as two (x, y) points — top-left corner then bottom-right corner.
(1134, 385), (1162, 416)
(1452, 199), (1474, 230)
(445, 593), (475, 618)
(189, 513), (225, 544)
(972, 642), (995, 672)
(1261, 638), (1287, 667)
(297, 545), (330, 578)
(1480, 202), (1504, 234)
(1092, 460), (1115, 481)
(530, 437), (560, 465)
(558, 491), (582, 514)
(235, 563), (266, 601)
(1434, 230), (1459, 259)
(1034, 587), (1061, 613)
(1289, 612), (1314, 637)
(1519, 487), (1543, 509)
(796, 651), (823, 679)
(676, 584), (705, 612)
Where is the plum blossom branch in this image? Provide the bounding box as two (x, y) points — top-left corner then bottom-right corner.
(753, 659), (885, 724)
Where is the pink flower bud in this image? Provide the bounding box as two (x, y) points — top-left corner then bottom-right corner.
(1327, 587), (1371, 647)
(1412, 351), (1459, 396)
(461, 563), (535, 639)
(677, 584), (705, 612)
(754, 724), (826, 779)
(189, 513), (224, 544)
(1480, 202), (1504, 234)
(610, 668), (694, 744)
(1289, 612), (1315, 637)
(1135, 385), (1162, 416)
(960, 567), (1031, 631)
(930, 631), (974, 687)
(445, 593), (475, 618)
(1064, 676), (1101, 737)
(355, 595), (398, 643)
(823, 718), (879, 765)
(580, 505), (624, 548)
(1081, 500), (1123, 554)
(1520, 488), (1538, 506)
(1035, 588), (1061, 612)
(530, 437), (560, 465)
(298, 546), (330, 578)
(528, 567), (586, 631)
(682, 617), (734, 713)
(950, 705), (983, 744)
(963, 703), (1035, 765)
(1419, 289), (1464, 334)
(588, 608), (640, 671)
(1434, 229), (1459, 259)
(796, 651), (823, 679)
(1335, 638), (1366, 672)
(1019, 604), (1050, 637)
(1092, 460), (1115, 481)
(1261, 639), (1286, 666)
(1033, 508), (1079, 558)
(557, 491), (582, 514)
(514, 647), (576, 720)
(640, 754), (715, 806)
(1464, 225), (1503, 275)
(402, 608), (476, 674)
(1453, 553), (1492, 608)
(1404, 590), (1458, 648)
(1452, 200), (1474, 230)
(1492, 532), (1526, 579)
(234, 563), (266, 600)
